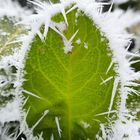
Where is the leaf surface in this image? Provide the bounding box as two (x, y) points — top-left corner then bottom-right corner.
(0, 17), (25, 57)
(23, 8), (117, 140)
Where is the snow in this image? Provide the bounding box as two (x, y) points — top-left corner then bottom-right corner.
(22, 89), (42, 99)
(50, 134), (54, 140)
(51, 22), (67, 32)
(31, 110), (49, 131)
(84, 42), (88, 49)
(0, 99), (21, 124)
(100, 76), (113, 85)
(114, 0), (129, 4)
(81, 121), (90, 129)
(76, 39), (81, 45)
(55, 117), (62, 138)
(108, 77), (120, 116)
(95, 110), (117, 116)
(63, 30), (79, 54)
(106, 60), (113, 74)
(0, 0), (31, 18)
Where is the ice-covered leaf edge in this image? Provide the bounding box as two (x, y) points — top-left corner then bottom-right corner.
(0, 1), (36, 139)
(19, 1), (140, 139)
(0, 0), (32, 18)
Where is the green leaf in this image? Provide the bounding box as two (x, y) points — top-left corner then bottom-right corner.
(127, 58), (140, 120)
(0, 17), (26, 107)
(0, 17), (25, 57)
(23, 8), (117, 139)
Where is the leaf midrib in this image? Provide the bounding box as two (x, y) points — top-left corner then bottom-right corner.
(26, 10), (114, 139)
